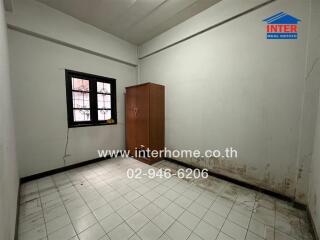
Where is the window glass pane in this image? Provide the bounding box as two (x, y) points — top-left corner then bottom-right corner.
(72, 78), (89, 91)
(72, 92), (90, 108)
(98, 109), (111, 121)
(97, 94), (111, 109)
(97, 82), (111, 94)
(73, 109), (90, 122)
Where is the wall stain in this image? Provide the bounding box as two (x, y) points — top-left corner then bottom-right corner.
(184, 156), (297, 199)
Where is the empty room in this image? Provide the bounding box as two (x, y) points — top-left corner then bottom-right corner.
(1, 0), (320, 240)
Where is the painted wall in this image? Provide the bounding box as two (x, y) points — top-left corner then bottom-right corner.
(6, 0), (138, 65)
(139, 0), (310, 201)
(7, 0), (138, 178)
(0, 0), (19, 239)
(8, 30), (137, 178)
(307, 0), (320, 236)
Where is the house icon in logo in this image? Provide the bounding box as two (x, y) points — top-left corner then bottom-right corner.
(263, 12), (301, 39)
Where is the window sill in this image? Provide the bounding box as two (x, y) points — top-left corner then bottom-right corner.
(68, 122), (117, 128)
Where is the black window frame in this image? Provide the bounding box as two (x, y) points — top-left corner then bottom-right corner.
(65, 69), (117, 128)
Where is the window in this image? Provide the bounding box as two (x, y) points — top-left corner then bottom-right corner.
(65, 70), (117, 127)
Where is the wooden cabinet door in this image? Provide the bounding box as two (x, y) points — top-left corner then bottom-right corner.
(125, 87), (137, 155)
(149, 84), (164, 152)
(135, 85), (150, 150)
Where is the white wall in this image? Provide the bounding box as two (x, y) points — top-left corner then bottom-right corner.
(7, 0), (138, 178)
(8, 29), (137, 177)
(307, 0), (320, 235)
(0, 0), (19, 239)
(139, 0), (310, 201)
(6, 0), (138, 66)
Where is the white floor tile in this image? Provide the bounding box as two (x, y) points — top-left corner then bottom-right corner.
(43, 205), (68, 223)
(187, 233), (202, 240)
(47, 224), (76, 240)
(152, 211), (175, 231)
(68, 205), (91, 220)
(153, 196), (171, 209)
(129, 234), (142, 240)
(124, 191), (140, 202)
(132, 196), (150, 210)
(228, 209), (251, 229)
(245, 231), (264, 240)
(126, 212), (150, 232)
(19, 225), (46, 240)
(210, 202), (232, 217)
(144, 190), (160, 202)
(164, 190), (180, 201)
(164, 202), (184, 219)
(221, 220), (247, 240)
(108, 222), (134, 240)
(141, 203), (161, 220)
(19, 215), (45, 235)
(117, 204), (138, 220)
(109, 197), (129, 210)
(137, 222), (163, 240)
(217, 232), (234, 240)
(78, 223), (105, 240)
(194, 221), (219, 240)
(100, 212), (123, 233)
(87, 198), (107, 211)
(203, 210), (225, 229)
(46, 214), (71, 235)
(72, 213), (97, 234)
(166, 221), (191, 240)
(188, 202), (207, 218)
(174, 195), (193, 208)
(93, 204), (114, 220)
(178, 211), (200, 230)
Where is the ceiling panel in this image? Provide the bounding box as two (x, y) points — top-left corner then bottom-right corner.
(107, 0), (167, 37)
(128, 0), (222, 44)
(36, 0), (222, 45)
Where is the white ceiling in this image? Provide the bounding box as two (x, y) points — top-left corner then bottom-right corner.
(36, 0), (222, 45)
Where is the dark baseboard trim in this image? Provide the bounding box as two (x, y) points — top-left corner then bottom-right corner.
(164, 157), (307, 210)
(14, 180), (21, 240)
(20, 155), (115, 183)
(307, 206), (319, 240)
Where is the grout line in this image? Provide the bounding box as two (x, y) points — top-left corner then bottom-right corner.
(155, 180), (204, 240)
(213, 187), (238, 240)
(69, 164), (138, 239)
(50, 176), (79, 239)
(36, 180), (49, 239)
(156, 161), (257, 240)
(66, 170), (116, 239)
(243, 192), (257, 240)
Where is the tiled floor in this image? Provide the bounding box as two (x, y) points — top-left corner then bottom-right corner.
(18, 157), (314, 240)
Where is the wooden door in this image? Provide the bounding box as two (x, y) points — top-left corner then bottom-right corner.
(135, 85), (150, 150)
(149, 84), (165, 153)
(125, 87), (137, 155)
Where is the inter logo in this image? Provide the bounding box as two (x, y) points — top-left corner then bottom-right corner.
(263, 12), (301, 40)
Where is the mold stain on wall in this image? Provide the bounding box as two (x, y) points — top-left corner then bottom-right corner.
(174, 156), (299, 200)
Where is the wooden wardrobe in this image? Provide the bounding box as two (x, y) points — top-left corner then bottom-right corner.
(125, 83), (164, 164)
